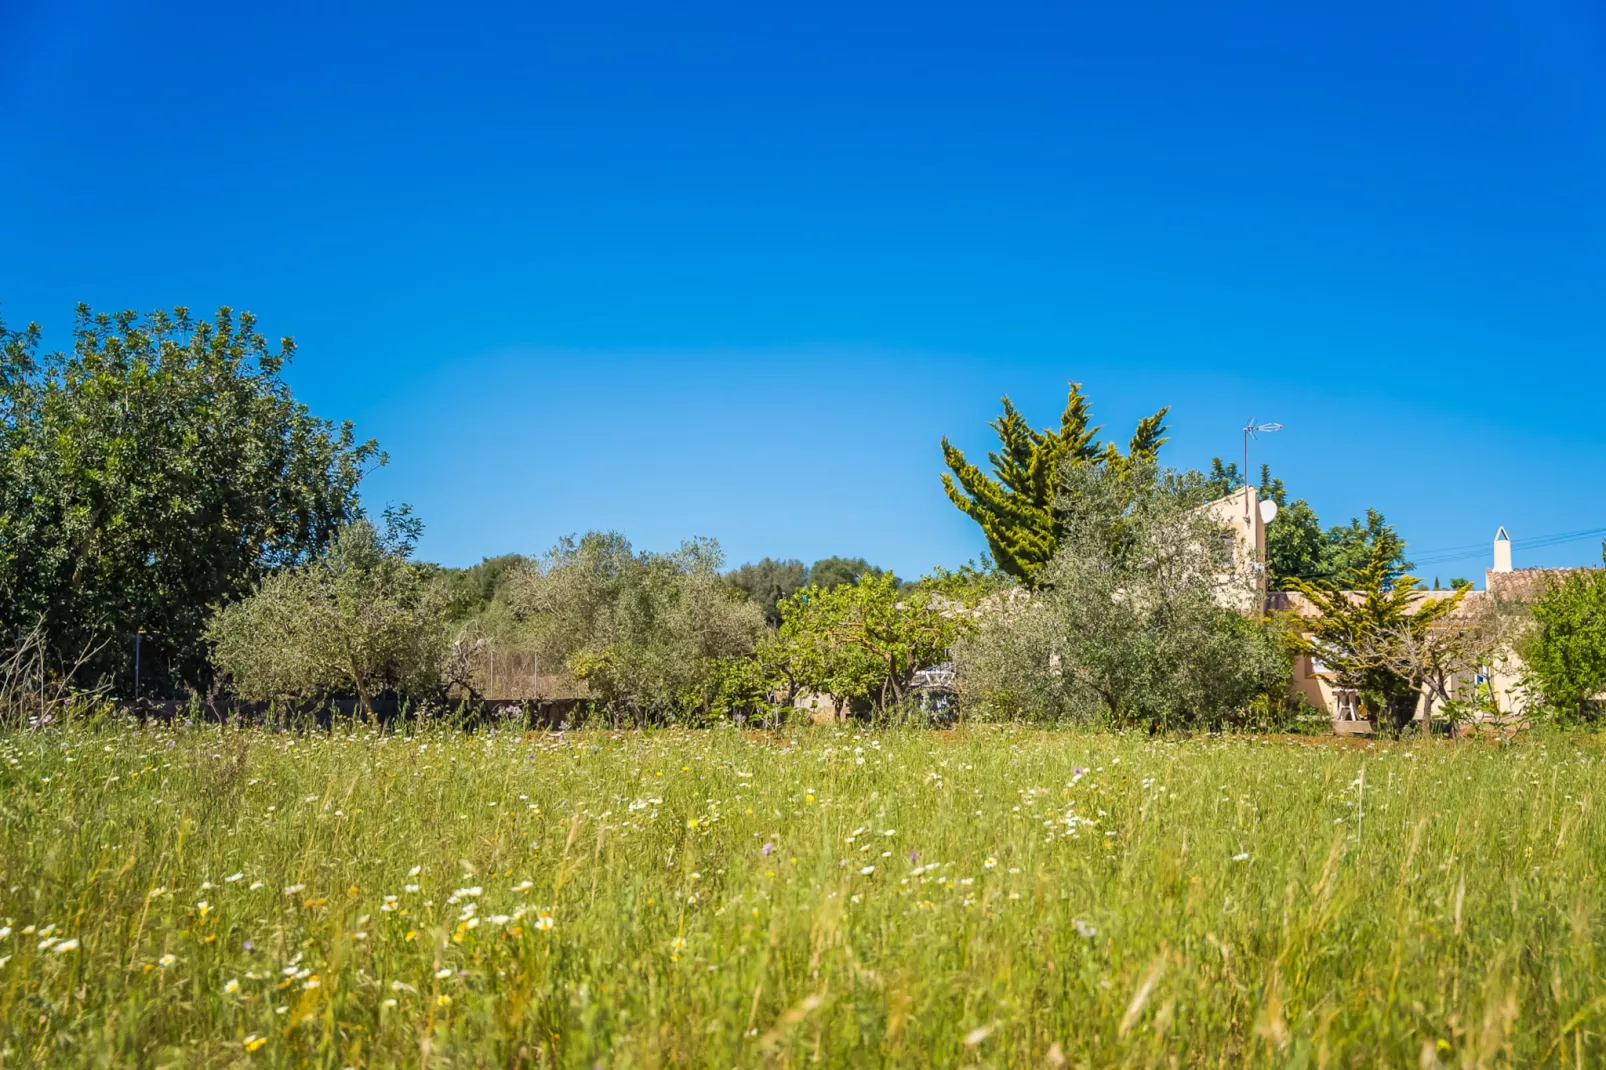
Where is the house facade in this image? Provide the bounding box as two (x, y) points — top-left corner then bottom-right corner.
(1205, 485), (1271, 616)
(1274, 528), (1590, 733)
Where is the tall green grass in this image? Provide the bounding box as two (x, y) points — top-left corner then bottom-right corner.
(1, 724), (1602, 1066)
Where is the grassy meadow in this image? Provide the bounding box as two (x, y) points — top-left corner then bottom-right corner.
(1, 724), (1604, 1067)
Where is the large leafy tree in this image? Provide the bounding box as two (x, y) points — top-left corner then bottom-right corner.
(941, 382), (1168, 586)
(1251, 467), (1328, 589)
(723, 558), (809, 627)
(725, 557), (892, 627)
(1321, 510), (1413, 587)
(804, 556), (889, 591)
(0, 321), (53, 643)
(0, 305), (381, 696)
(436, 554), (535, 616)
(432, 552), (536, 646)
(1286, 538), (1465, 736)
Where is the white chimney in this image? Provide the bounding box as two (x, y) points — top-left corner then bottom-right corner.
(1493, 526), (1512, 573)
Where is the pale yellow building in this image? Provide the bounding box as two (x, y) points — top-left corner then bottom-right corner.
(1204, 484), (1272, 615)
(1275, 527), (1592, 733)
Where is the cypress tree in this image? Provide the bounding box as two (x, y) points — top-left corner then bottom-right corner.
(940, 382), (1168, 586)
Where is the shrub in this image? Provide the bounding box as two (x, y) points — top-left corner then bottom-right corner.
(206, 518), (448, 709)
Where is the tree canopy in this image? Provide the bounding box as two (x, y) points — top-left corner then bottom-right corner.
(941, 382), (1167, 586)
(1523, 554), (1606, 724)
(724, 556), (891, 626)
(207, 516), (447, 708)
(1205, 459), (1412, 590)
(802, 557), (889, 591)
(0, 305), (380, 697)
(718, 568), (992, 722)
(954, 462), (1288, 728)
(723, 558), (809, 627)
(436, 554), (535, 616)
(508, 533), (765, 723)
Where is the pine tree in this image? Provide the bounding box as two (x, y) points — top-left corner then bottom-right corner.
(940, 382), (1168, 586)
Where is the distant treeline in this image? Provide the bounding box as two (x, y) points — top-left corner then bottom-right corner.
(435, 553), (895, 632)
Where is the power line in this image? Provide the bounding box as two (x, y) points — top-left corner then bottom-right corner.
(1406, 527), (1606, 568)
(1407, 526), (1606, 558)
(1519, 527), (1606, 550)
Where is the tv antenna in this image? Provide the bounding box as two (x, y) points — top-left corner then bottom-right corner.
(1242, 419), (1282, 488)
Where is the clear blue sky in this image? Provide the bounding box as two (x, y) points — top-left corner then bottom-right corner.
(4, 0), (1604, 582)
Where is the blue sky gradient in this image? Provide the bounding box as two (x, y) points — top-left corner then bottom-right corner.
(3, 0), (1603, 581)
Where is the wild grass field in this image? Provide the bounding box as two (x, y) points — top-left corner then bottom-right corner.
(1, 724), (1603, 1068)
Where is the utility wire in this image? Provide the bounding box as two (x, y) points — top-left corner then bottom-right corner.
(1406, 527), (1606, 568)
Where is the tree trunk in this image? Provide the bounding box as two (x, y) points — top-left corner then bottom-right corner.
(1383, 691), (1417, 737)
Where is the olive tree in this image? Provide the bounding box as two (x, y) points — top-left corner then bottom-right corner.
(207, 516), (447, 710)
(954, 463), (1288, 728)
(508, 533), (765, 723)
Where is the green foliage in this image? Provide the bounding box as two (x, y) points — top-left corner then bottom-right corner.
(1201, 460), (1413, 590)
(1321, 509), (1413, 587)
(723, 557), (894, 628)
(804, 556), (889, 591)
(941, 382), (1168, 586)
(954, 463), (1289, 728)
(1265, 499), (1329, 588)
(1200, 456), (1243, 499)
(206, 516), (448, 707)
(708, 651), (780, 722)
(428, 553), (536, 650)
(509, 533), (765, 723)
(436, 554), (535, 619)
(743, 571), (989, 720)
(1253, 466), (1326, 589)
(722, 558), (809, 627)
(1523, 566), (1606, 724)
(0, 306), (380, 697)
(1285, 539), (1465, 736)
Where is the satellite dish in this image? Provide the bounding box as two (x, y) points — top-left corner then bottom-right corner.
(1258, 499), (1279, 525)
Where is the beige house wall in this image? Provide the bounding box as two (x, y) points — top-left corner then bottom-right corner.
(1203, 485), (1268, 615)
(1276, 528), (1596, 733)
